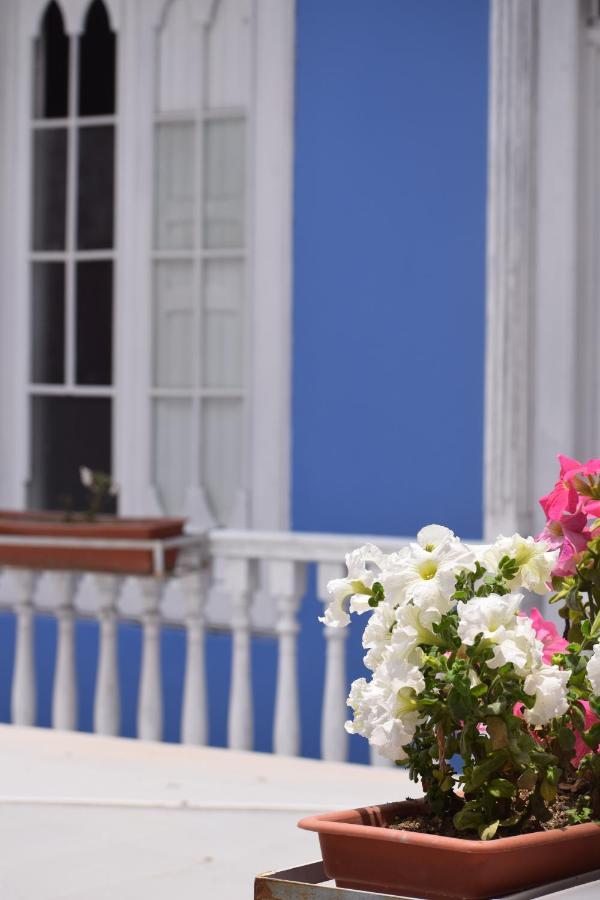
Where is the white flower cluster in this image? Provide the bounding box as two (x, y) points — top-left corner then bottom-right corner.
(587, 642), (600, 695)
(320, 526), (563, 761)
(457, 592), (569, 726)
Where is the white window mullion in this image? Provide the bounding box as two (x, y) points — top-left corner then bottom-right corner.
(64, 34), (79, 389)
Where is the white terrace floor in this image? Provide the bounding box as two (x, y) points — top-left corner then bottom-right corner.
(0, 725), (415, 899)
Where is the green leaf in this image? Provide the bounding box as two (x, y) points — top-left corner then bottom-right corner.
(453, 807), (483, 832)
(488, 778), (516, 799)
(557, 726), (576, 752)
(540, 779), (557, 802)
(463, 750), (509, 792)
(478, 820), (500, 841)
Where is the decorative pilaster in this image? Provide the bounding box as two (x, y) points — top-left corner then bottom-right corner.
(484, 0), (537, 540)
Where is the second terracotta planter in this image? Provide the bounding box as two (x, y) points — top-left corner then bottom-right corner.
(298, 799), (600, 900)
(0, 510), (186, 575)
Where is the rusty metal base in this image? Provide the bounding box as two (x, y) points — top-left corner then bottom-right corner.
(254, 862), (600, 900)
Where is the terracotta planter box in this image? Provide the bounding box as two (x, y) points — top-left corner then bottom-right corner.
(0, 511), (186, 576)
(298, 799), (600, 900)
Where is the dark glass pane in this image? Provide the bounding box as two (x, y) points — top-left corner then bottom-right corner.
(78, 1), (116, 116)
(77, 125), (114, 249)
(32, 128), (67, 251)
(29, 396), (113, 512)
(76, 261), (112, 385)
(33, 2), (69, 119)
(31, 263), (65, 383)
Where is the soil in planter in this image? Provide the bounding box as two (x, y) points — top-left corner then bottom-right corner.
(388, 783), (599, 840)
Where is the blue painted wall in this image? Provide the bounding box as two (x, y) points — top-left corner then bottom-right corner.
(292, 0), (489, 762)
(0, 1), (489, 764)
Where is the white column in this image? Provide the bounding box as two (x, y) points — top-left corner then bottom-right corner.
(10, 569), (36, 726)
(137, 578), (162, 741)
(484, 0), (537, 539)
(268, 559), (306, 757)
(93, 575), (120, 736)
(224, 557), (254, 750)
(181, 570), (208, 745)
(317, 562), (348, 762)
(51, 572), (77, 731)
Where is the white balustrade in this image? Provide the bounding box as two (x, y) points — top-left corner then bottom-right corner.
(268, 559), (306, 756)
(9, 569), (36, 727)
(51, 572), (78, 731)
(0, 528), (444, 762)
(181, 569), (208, 745)
(317, 562), (348, 762)
(222, 556), (255, 750)
(137, 578), (163, 741)
(93, 575), (121, 736)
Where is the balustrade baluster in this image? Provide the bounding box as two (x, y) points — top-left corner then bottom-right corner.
(10, 569), (36, 726)
(52, 572), (78, 730)
(224, 557), (255, 750)
(317, 562), (349, 761)
(270, 559), (306, 756)
(93, 575), (120, 736)
(137, 578), (163, 741)
(181, 570), (208, 745)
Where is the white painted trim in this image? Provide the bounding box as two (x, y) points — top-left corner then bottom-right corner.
(484, 0), (537, 540)
(530, 1), (583, 530)
(248, 0), (294, 530)
(484, 0), (588, 539)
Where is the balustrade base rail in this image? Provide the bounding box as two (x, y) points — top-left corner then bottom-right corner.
(254, 862), (600, 900)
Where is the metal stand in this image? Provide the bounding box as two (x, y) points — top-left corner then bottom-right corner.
(254, 862), (600, 900)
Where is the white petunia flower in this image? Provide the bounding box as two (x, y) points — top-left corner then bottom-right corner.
(345, 656), (424, 762)
(362, 603), (396, 671)
(391, 602), (442, 658)
(587, 643), (600, 695)
(523, 665), (570, 726)
(482, 535), (558, 595)
(381, 525), (475, 616)
(457, 592), (523, 646)
(488, 616), (543, 676)
(320, 544), (386, 627)
(79, 466), (93, 487)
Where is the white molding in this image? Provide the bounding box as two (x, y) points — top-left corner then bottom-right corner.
(484, 0), (587, 539)
(530, 1), (583, 531)
(484, 0), (537, 540)
(248, 0), (294, 530)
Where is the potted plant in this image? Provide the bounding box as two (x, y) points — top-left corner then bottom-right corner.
(299, 455), (600, 900)
(0, 468), (185, 576)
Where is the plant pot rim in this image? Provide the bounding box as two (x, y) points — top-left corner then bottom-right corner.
(298, 799), (600, 854)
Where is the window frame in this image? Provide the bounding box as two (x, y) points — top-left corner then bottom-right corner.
(0, 0), (294, 532)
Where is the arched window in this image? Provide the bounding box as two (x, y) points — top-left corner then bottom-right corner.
(151, 0), (250, 526)
(28, 0), (117, 511)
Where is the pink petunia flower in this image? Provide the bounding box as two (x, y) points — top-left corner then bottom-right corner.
(526, 608), (567, 663)
(536, 491), (591, 577)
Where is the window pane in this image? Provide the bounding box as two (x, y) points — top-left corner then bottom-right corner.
(78, 0), (116, 116)
(153, 398), (192, 515)
(203, 261), (243, 388)
(77, 125), (114, 249)
(154, 123), (195, 251)
(154, 262), (194, 388)
(31, 263), (65, 384)
(203, 119), (245, 249)
(76, 261), (112, 385)
(29, 396), (113, 512)
(32, 128), (67, 251)
(203, 399), (242, 525)
(33, 2), (69, 119)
